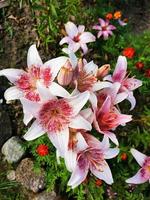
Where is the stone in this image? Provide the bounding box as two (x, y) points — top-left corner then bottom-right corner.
(7, 170), (16, 181)
(32, 191), (56, 200)
(0, 105), (12, 148)
(16, 158), (46, 193)
(1, 136), (25, 163)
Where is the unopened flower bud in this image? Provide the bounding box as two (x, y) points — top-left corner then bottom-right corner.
(57, 61), (73, 86)
(97, 64), (110, 79)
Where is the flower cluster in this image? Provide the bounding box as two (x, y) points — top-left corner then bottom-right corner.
(0, 41), (144, 188)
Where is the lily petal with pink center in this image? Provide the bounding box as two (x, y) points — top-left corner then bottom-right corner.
(59, 21), (96, 54)
(94, 96), (132, 145)
(126, 149), (150, 184)
(22, 87), (92, 156)
(104, 56), (142, 110)
(68, 133), (119, 188)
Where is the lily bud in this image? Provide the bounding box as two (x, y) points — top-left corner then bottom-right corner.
(57, 61), (73, 86)
(97, 64), (110, 79)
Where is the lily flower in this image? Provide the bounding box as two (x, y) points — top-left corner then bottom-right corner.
(104, 56), (142, 110)
(59, 21), (96, 54)
(0, 44), (69, 124)
(21, 85), (92, 157)
(94, 96), (132, 145)
(68, 133), (119, 188)
(93, 18), (116, 40)
(126, 149), (150, 184)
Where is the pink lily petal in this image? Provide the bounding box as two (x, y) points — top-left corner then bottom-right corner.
(80, 108), (94, 124)
(114, 92), (128, 104)
(98, 96), (111, 115)
(20, 98), (40, 118)
(104, 131), (119, 146)
(131, 148), (147, 167)
(48, 128), (69, 157)
(65, 150), (77, 172)
(4, 86), (23, 102)
(49, 82), (70, 98)
(43, 56), (68, 80)
(65, 21), (78, 38)
(93, 25), (102, 31)
(59, 36), (71, 45)
(78, 25), (85, 33)
(108, 25), (116, 30)
(23, 112), (33, 125)
(69, 114), (92, 130)
(98, 18), (106, 27)
(0, 68), (25, 83)
(80, 32), (96, 43)
(89, 92), (97, 110)
(126, 92), (136, 110)
(76, 132), (89, 151)
(126, 169), (147, 184)
(103, 31), (109, 40)
(23, 120), (45, 141)
(68, 161), (89, 189)
(27, 44), (43, 68)
(84, 61), (98, 75)
(36, 81), (55, 101)
(103, 147), (119, 159)
(97, 31), (103, 38)
(103, 74), (113, 82)
(91, 161), (114, 184)
(67, 91), (90, 116)
(118, 19), (127, 26)
(68, 41), (80, 52)
(80, 43), (88, 54)
(68, 51), (78, 69)
(113, 56), (127, 82)
(92, 81), (112, 92)
(124, 78), (142, 91)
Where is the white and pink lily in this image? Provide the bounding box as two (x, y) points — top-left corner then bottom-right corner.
(0, 44), (69, 124)
(59, 21), (96, 54)
(67, 133), (119, 188)
(94, 96), (132, 145)
(93, 18), (116, 40)
(126, 149), (150, 184)
(104, 56), (142, 110)
(21, 85), (92, 157)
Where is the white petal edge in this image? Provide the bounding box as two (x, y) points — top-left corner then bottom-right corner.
(131, 148), (147, 167)
(23, 120), (45, 141)
(4, 86), (23, 102)
(69, 114), (92, 130)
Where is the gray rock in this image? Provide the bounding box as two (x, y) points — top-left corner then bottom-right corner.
(32, 191), (56, 200)
(0, 105), (12, 148)
(7, 170), (16, 181)
(16, 158), (46, 193)
(1, 136), (25, 163)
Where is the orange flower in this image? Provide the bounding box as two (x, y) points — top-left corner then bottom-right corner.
(36, 144), (49, 156)
(135, 61), (144, 70)
(121, 153), (128, 161)
(114, 11), (122, 19)
(122, 47), (135, 59)
(95, 179), (103, 186)
(106, 13), (113, 20)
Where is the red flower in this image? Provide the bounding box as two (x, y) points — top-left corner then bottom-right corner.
(122, 47), (135, 59)
(121, 153), (127, 161)
(145, 69), (150, 78)
(135, 61), (144, 70)
(95, 179), (103, 186)
(36, 144), (49, 156)
(105, 13), (113, 20)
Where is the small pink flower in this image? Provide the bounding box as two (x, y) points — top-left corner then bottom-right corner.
(126, 149), (150, 184)
(93, 18), (116, 40)
(104, 56), (142, 110)
(59, 21), (96, 54)
(94, 96), (132, 145)
(67, 133), (119, 188)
